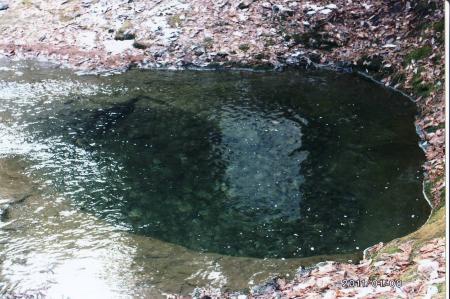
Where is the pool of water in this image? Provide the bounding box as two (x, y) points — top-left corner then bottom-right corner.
(0, 60), (430, 296)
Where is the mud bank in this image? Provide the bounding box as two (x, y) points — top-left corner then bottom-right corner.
(0, 1), (445, 298)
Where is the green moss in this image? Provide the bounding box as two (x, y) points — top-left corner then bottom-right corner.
(264, 38), (276, 47)
(254, 53), (268, 60)
(368, 273), (380, 281)
(425, 123), (445, 134)
(391, 72), (406, 85)
(21, 0), (33, 6)
(382, 246), (402, 254)
(203, 37), (214, 49)
(401, 266), (419, 282)
(238, 44), (250, 52)
(115, 21), (135, 40)
(407, 206), (446, 251)
(291, 33), (304, 45)
(435, 282), (445, 297)
(405, 46), (432, 63)
(411, 70), (433, 97)
(167, 14), (182, 28)
(432, 20), (444, 33)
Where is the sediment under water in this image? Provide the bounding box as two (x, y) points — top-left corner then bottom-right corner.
(0, 60), (430, 296)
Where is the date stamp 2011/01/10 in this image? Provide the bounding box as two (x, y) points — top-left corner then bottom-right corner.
(341, 278), (403, 288)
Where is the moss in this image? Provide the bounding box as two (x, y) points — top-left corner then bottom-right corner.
(370, 245), (402, 263)
(405, 206), (446, 252)
(21, 0), (33, 6)
(391, 71), (406, 85)
(291, 33), (304, 45)
(411, 70), (433, 97)
(115, 21), (135, 40)
(264, 38), (276, 47)
(432, 20), (444, 33)
(238, 44), (250, 52)
(254, 53), (268, 60)
(382, 246), (402, 254)
(368, 273), (380, 281)
(425, 123), (445, 134)
(435, 282), (446, 298)
(401, 266), (419, 282)
(405, 45), (432, 63)
(167, 14), (182, 28)
(58, 13), (73, 23)
(203, 37), (214, 49)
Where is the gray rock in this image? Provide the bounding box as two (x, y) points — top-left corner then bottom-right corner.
(193, 46), (205, 56)
(0, 204), (9, 221)
(216, 51), (229, 58)
(272, 5), (294, 17)
(114, 30), (136, 41)
(237, 1), (253, 10)
(132, 40), (151, 49)
(0, 3), (9, 11)
(251, 278), (279, 295)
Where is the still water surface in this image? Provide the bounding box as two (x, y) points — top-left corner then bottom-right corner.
(0, 60), (429, 297)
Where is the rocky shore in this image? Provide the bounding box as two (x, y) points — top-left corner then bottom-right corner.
(0, 0), (445, 298)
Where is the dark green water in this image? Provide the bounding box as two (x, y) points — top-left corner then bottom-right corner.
(0, 63), (430, 259)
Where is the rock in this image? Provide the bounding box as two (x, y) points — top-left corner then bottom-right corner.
(181, 53), (193, 65)
(0, 3), (8, 11)
(237, 1), (253, 10)
(320, 8), (333, 15)
(272, 5), (294, 17)
(326, 4), (338, 10)
(0, 204), (9, 221)
(115, 30), (136, 41)
(417, 259), (439, 278)
(251, 278), (279, 295)
(81, 0), (93, 8)
(128, 208), (143, 221)
(193, 46), (205, 56)
(133, 40), (152, 49)
(216, 51), (229, 58)
(115, 21), (136, 40)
